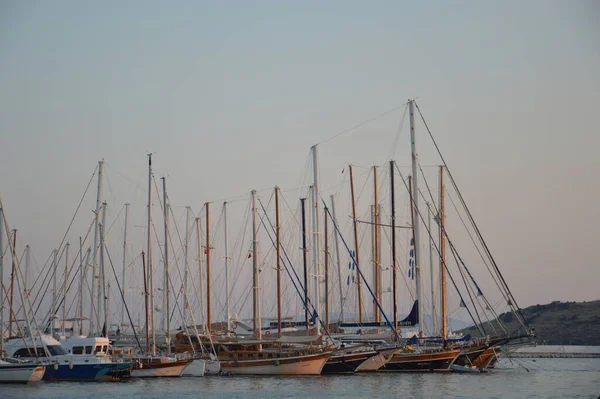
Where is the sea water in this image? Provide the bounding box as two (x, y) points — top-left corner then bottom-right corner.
(3, 358), (599, 399)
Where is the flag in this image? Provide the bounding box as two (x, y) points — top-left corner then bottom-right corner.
(204, 248), (209, 255)
(247, 252), (252, 259)
(341, 168), (344, 174)
(460, 300), (467, 308)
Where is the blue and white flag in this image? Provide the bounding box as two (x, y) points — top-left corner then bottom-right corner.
(408, 237), (415, 280)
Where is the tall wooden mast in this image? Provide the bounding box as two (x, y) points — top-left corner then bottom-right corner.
(205, 202), (211, 332)
(275, 187), (282, 336)
(223, 202), (231, 333)
(300, 198), (310, 330)
(349, 165), (363, 323)
(324, 205), (330, 328)
(439, 166), (448, 340)
(0, 206), (3, 347)
(373, 166), (380, 322)
(251, 190), (261, 339)
(161, 177), (170, 353)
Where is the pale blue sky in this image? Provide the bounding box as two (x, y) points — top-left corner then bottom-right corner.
(1, 1), (599, 326)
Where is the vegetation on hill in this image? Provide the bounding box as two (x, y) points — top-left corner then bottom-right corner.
(460, 300), (600, 346)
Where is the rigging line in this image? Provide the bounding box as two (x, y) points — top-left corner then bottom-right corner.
(257, 198), (335, 341)
(386, 104), (409, 162)
(105, 204), (125, 236)
(322, 200), (400, 340)
(444, 187), (507, 305)
(417, 161), (439, 216)
(394, 162), (484, 335)
(448, 240), (487, 335)
(414, 100), (529, 331)
(443, 227), (500, 327)
(53, 165), (98, 276)
(104, 246), (144, 352)
(316, 103), (409, 146)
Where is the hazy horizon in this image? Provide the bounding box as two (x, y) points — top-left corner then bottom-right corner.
(1, 1), (598, 330)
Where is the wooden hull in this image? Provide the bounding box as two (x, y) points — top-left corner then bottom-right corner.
(0, 364), (45, 383)
(472, 346), (500, 369)
(322, 351), (376, 374)
(454, 344), (487, 366)
(382, 349), (460, 372)
(221, 352), (329, 375)
(131, 358), (189, 378)
(355, 348), (398, 372)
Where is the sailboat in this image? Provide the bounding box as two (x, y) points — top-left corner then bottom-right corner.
(0, 359), (45, 383)
(130, 156), (190, 378)
(218, 190), (330, 375)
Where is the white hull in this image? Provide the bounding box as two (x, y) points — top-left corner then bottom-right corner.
(131, 363), (188, 378)
(0, 364), (45, 383)
(221, 353), (329, 375)
(355, 348), (398, 372)
(182, 359), (206, 377)
(204, 360), (221, 375)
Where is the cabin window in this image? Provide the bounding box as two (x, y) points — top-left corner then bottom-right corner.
(72, 346), (84, 355)
(46, 345), (67, 356)
(85, 346), (93, 354)
(13, 348), (43, 358)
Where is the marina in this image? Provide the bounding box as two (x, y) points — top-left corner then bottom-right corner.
(1, 2), (598, 397)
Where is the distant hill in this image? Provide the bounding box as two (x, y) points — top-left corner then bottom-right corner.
(459, 300), (600, 346)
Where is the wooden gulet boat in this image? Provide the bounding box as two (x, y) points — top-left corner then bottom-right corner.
(218, 190), (330, 375)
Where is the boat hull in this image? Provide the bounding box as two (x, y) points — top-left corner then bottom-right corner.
(322, 352), (376, 374)
(182, 359), (206, 377)
(382, 349), (460, 372)
(221, 352), (329, 375)
(131, 358), (189, 378)
(0, 364), (45, 383)
(355, 348), (398, 372)
(43, 362), (132, 381)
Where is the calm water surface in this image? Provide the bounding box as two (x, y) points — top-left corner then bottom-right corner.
(4, 358), (599, 399)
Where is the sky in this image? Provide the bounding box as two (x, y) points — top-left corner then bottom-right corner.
(1, 1), (599, 330)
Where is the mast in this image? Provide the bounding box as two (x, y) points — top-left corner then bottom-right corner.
(195, 217), (205, 332)
(223, 202), (231, 333)
(63, 242), (69, 337)
(373, 167), (380, 322)
(79, 237), (84, 335)
(324, 205), (329, 328)
(8, 229), (16, 338)
(100, 202), (108, 337)
(205, 203), (211, 332)
(121, 203), (130, 330)
(90, 159), (104, 336)
(275, 187), (282, 336)
(408, 99), (424, 336)
(183, 206), (190, 327)
(428, 204), (437, 335)
(162, 177), (170, 354)
(52, 249), (57, 338)
(24, 244), (30, 301)
(310, 145), (321, 321)
(141, 251), (149, 354)
(251, 190), (261, 339)
(146, 154), (156, 356)
(300, 198), (309, 330)
(439, 166), (448, 340)
(349, 165), (363, 323)
(330, 195), (344, 323)
(390, 161), (398, 329)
